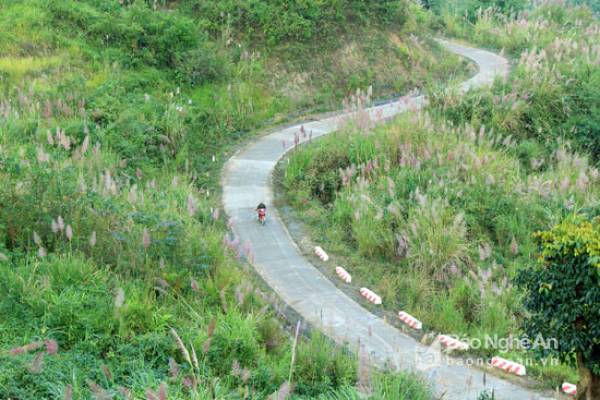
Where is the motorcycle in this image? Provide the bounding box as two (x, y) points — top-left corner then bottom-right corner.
(257, 207), (266, 225)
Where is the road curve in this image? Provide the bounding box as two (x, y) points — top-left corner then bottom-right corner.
(222, 40), (556, 400)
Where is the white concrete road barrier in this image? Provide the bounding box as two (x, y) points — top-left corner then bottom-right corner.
(561, 382), (576, 396)
(335, 266), (351, 283)
(437, 334), (469, 351)
(491, 356), (526, 376)
(397, 311), (422, 330)
(314, 246), (329, 261)
(359, 288), (382, 305)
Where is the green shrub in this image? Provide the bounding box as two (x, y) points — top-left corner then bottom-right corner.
(294, 333), (356, 396)
(48, 0), (200, 69)
(425, 0), (527, 21)
(516, 216), (600, 398)
(183, 0), (411, 46)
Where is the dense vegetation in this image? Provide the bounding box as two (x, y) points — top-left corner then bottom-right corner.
(181, 0), (412, 46)
(516, 217), (599, 398)
(0, 0), (474, 398)
(439, 1), (600, 162)
(282, 1), (599, 389)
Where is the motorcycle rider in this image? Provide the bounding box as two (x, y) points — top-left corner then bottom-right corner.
(256, 202), (267, 224)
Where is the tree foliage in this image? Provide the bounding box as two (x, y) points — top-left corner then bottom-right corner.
(516, 216), (600, 396)
(423, 0), (527, 20)
(182, 0), (411, 45)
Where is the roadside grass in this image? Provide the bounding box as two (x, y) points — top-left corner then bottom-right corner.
(282, 110), (596, 387)
(435, 3), (600, 163)
(0, 85), (432, 397)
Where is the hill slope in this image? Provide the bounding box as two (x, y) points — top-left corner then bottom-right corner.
(281, 1), (599, 390)
(0, 0), (468, 398)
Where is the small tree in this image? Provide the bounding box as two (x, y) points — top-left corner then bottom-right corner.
(516, 216), (599, 400)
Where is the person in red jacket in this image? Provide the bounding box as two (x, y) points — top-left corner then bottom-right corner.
(256, 202), (267, 225)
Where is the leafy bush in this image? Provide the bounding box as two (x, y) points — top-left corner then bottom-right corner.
(48, 0), (201, 69)
(516, 217), (600, 399)
(183, 0), (411, 45)
(425, 0), (527, 21)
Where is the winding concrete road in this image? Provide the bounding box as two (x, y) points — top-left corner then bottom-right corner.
(222, 40), (557, 399)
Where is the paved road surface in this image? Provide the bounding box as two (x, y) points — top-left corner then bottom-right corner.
(222, 40), (557, 400)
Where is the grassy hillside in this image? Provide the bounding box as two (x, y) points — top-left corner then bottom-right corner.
(0, 0), (471, 398)
(0, 0), (469, 176)
(438, 2), (600, 162)
(281, 1), (599, 389)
